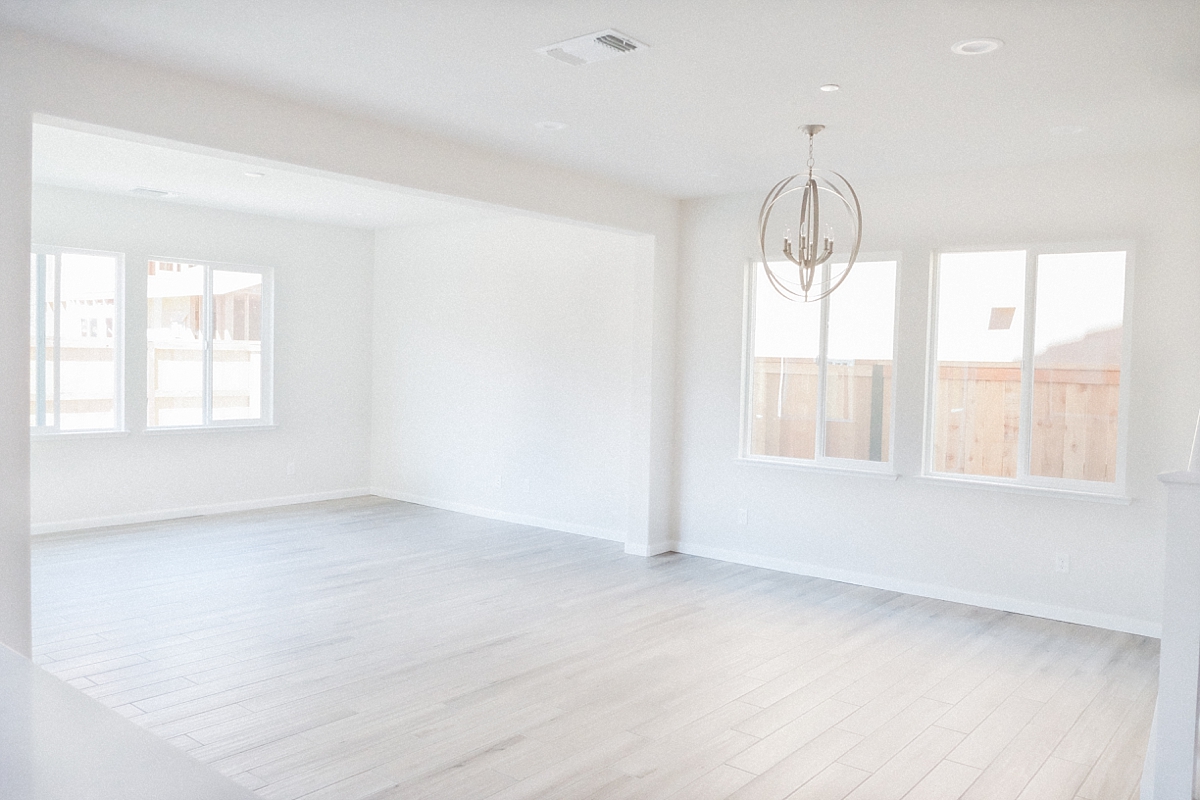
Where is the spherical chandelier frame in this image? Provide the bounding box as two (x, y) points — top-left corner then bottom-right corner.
(757, 125), (862, 303)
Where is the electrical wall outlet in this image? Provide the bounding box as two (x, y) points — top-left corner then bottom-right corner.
(1054, 553), (1070, 573)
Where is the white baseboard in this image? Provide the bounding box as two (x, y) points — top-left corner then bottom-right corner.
(372, 488), (626, 544)
(60, 488), (1151, 638)
(31, 488), (372, 535)
(672, 540), (1161, 639)
(625, 541), (673, 557)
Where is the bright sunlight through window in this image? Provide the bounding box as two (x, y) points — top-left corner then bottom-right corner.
(30, 247), (124, 433)
(147, 260), (271, 428)
(929, 248), (1128, 489)
(746, 258), (897, 469)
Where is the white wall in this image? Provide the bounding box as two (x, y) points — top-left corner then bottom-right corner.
(29, 185), (374, 530)
(0, 26), (679, 652)
(371, 215), (649, 541)
(674, 149), (1200, 636)
(9, 20), (1190, 659)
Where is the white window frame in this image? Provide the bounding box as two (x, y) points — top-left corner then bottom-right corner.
(146, 258), (274, 430)
(923, 241), (1134, 498)
(30, 245), (126, 435)
(739, 253), (902, 476)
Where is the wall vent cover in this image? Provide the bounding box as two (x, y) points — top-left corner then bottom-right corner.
(537, 29), (648, 65)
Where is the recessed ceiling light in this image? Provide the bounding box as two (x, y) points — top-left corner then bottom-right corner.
(534, 121), (566, 131)
(951, 38), (1003, 55)
(819, 84), (840, 92)
(244, 171), (266, 178)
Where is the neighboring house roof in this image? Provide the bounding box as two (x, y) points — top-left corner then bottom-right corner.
(1036, 326), (1122, 367)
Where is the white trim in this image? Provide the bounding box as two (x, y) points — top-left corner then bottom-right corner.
(624, 541), (673, 557)
(736, 455), (898, 479)
(671, 540), (1159, 638)
(922, 249), (940, 475)
(145, 257), (274, 430)
(30, 487), (370, 535)
(113, 249), (127, 430)
(741, 253), (901, 468)
(1017, 248), (1037, 481)
(141, 423), (278, 435)
(1160, 470), (1200, 487)
(924, 243), (1134, 493)
(29, 244), (126, 435)
(1115, 245), (1136, 491)
(31, 429), (130, 441)
(814, 261), (831, 458)
(738, 258), (756, 460)
(373, 488), (626, 543)
(911, 474), (1132, 504)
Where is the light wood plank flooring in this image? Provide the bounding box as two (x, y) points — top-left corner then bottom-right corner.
(31, 496), (1157, 800)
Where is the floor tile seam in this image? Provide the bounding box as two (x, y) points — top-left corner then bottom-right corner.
(1049, 694), (1142, 767)
(833, 733), (952, 799)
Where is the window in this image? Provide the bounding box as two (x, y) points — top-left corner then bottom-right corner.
(30, 247), (124, 433)
(743, 258), (898, 470)
(927, 247), (1129, 491)
(147, 259), (272, 428)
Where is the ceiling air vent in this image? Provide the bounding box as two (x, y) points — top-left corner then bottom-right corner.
(537, 29), (648, 66)
(596, 33), (638, 53)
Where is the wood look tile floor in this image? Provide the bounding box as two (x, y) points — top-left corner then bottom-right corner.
(31, 497), (1157, 800)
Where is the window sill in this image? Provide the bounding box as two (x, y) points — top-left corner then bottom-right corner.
(912, 474), (1132, 504)
(31, 430), (131, 441)
(143, 423), (278, 435)
(737, 455), (899, 480)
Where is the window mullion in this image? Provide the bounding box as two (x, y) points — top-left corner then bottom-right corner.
(34, 253), (47, 428)
(52, 255), (61, 431)
(1017, 250), (1038, 480)
(815, 262), (832, 460)
(203, 265), (213, 426)
(114, 255), (125, 431)
(924, 254), (940, 475)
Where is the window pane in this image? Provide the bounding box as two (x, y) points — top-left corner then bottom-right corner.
(148, 261), (204, 427)
(212, 270), (263, 421)
(1031, 252), (1125, 482)
(933, 251), (1026, 478)
(751, 262), (821, 459)
(59, 253), (116, 430)
(824, 261), (896, 461)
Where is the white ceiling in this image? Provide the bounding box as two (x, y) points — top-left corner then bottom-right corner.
(4, 1), (1199, 197)
(33, 122), (496, 230)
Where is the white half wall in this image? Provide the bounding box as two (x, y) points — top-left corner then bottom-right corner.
(29, 185), (373, 531)
(674, 150), (1200, 636)
(371, 215), (649, 543)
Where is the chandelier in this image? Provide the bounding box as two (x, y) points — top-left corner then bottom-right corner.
(757, 124), (862, 302)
